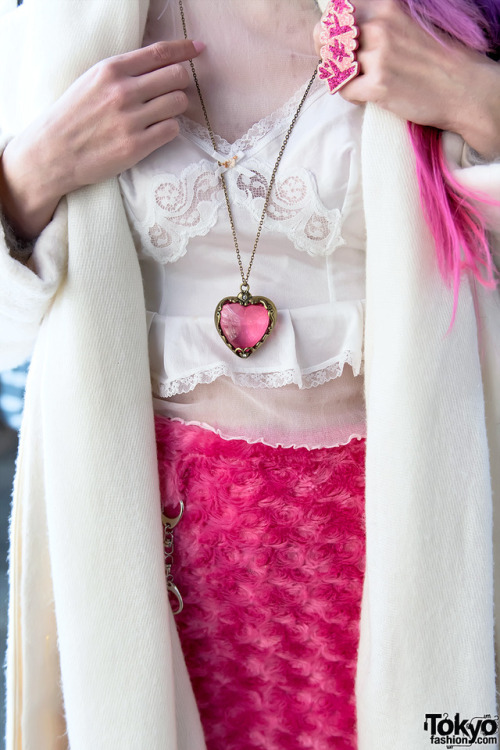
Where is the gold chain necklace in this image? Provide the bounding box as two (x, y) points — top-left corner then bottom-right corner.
(179, 0), (318, 357)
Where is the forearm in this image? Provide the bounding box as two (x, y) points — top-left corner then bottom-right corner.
(0, 128), (67, 242)
(0, 137), (69, 370)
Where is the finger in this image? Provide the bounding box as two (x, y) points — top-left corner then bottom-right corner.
(135, 63), (190, 103)
(137, 118), (181, 156)
(356, 18), (390, 53)
(351, 0), (392, 25)
(338, 71), (381, 104)
(135, 90), (189, 128)
(114, 39), (204, 77)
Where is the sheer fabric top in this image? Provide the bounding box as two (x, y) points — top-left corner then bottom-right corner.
(118, 0), (368, 450)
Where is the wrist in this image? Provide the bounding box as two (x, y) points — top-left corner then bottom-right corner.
(0, 130), (69, 241)
(452, 57), (500, 161)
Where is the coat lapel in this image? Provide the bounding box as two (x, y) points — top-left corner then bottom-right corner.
(5, 2), (207, 748)
(357, 104), (497, 747)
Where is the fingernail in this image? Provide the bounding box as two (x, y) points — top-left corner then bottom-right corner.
(192, 40), (205, 54)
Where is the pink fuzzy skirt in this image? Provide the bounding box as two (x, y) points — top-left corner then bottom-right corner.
(155, 415), (366, 750)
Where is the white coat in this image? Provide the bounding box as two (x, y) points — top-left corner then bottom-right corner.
(0, 0), (499, 747)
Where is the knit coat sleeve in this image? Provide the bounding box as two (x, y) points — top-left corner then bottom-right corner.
(442, 137), (500, 680)
(0, 135), (68, 371)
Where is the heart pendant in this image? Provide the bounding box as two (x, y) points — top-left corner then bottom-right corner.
(214, 288), (277, 358)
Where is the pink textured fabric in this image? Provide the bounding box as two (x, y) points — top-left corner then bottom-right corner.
(155, 415), (366, 750)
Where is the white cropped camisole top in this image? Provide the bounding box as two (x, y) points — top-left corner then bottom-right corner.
(118, 73), (368, 450)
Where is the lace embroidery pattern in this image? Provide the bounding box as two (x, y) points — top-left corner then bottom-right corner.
(136, 159), (344, 263)
(152, 350), (360, 398)
(143, 163), (222, 263)
(234, 165), (344, 257)
(177, 76), (324, 158)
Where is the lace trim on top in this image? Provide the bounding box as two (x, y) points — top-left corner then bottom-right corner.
(177, 76), (324, 157)
(151, 350), (361, 398)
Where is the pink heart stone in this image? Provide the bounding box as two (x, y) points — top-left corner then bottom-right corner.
(220, 302), (270, 350)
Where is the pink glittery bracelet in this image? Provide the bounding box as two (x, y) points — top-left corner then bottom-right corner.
(317, 0), (360, 94)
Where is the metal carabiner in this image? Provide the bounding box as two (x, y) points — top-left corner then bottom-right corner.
(162, 500), (185, 616)
(167, 580), (184, 615)
(161, 499), (185, 530)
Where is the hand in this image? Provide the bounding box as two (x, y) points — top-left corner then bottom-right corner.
(313, 0), (500, 158)
(0, 39), (204, 240)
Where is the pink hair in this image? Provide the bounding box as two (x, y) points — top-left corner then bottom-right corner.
(408, 122), (499, 332)
(403, 0), (500, 333)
